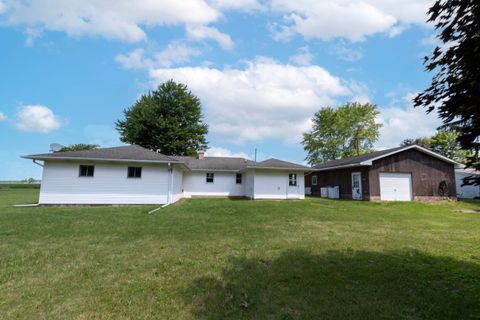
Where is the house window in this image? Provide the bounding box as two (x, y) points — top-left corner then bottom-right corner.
(79, 165), (94, 177)
(236, 173), (242, 184)
(128, 167), (142, 178)
(206, 172), (214, 183)
(312, 175), (317, 186)
(289, 173), (297, 186)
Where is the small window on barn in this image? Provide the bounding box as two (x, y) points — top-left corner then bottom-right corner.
(128, 167), (142, 178)
(312, 175), (317, 186)
(236, 173), (242, 184)
(79, 165), (94, 177)
(289, 173), (297, 186)
(206, 172), (214, 183)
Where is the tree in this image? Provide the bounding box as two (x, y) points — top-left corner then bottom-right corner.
(400, 130), (472, 163)
(414, 0), (480, 185)
(59, 144), (99, 152)
(302, 102), (382, 165)
(116, 80), (208, 156)
(430, 130), (471, 163)
(400, 137), (432, 149)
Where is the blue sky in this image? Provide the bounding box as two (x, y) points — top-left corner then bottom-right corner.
(0, 0), (442, 180)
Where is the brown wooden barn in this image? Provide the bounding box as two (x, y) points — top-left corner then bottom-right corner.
(305, 145), (463, 201)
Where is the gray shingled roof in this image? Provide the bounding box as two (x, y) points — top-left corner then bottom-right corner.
(23, 145), (179, 163)
(249, 158), (310, 170)
(313, 145), (460, 170)
(23, 145), (310, 171)
(172, 156), (255, 171)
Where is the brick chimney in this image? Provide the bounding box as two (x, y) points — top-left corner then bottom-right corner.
(197, 150), (205, 160)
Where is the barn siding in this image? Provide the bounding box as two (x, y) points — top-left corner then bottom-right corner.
(369, 149), (456, 200)
(308, 167), (370, 200)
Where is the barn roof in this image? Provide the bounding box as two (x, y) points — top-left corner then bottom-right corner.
(312, 145), (463, 171)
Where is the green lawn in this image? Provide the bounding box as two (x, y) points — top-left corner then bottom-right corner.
(1, 188), (480, 319)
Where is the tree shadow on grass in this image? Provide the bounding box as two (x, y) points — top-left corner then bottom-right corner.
(182, 249), (480, 319)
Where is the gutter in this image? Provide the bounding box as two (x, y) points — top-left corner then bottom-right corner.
(22, 155), (185, 165)
(312, 163), (370, 171)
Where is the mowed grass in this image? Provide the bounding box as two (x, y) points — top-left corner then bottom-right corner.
(1, 188), (480, 319)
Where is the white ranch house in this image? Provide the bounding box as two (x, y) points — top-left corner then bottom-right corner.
(24, 145), (309, 205)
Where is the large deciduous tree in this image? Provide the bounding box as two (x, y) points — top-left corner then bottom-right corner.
(116, 80), (208, 156)
(59, 144), (99, 152)
(302, 102), (382, 165)
(414, 0), (480, 185)
(401, 130), (471, 163)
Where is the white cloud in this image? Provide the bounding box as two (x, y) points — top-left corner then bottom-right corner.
(154, 42), (202, 67)
(210, 0), (262, 11)
(329, 41), (363, 62)
(116, 42), (202, 70)
(186, 25), (234, 50)
(376, 92), (441, 149)
(23, 27), (42, 46)
(2, 0), (220, 43)
(269, 0), (432, 42)
(14, 105), (62, 133)
(150, 57), (354, 144)
(0, 112), (7, 121)
(205, 146), (250, 158)
(0, 1), (7, 14)
(289, 46), (314, 66)
(115, 48), (147, 70)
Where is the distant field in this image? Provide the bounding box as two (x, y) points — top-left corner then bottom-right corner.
(0, 183), (40, 189)
(1, 188), (479, 319)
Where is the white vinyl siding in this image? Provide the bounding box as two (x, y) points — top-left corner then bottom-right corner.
(39, 161), (171, 204)
(183, 171), (245, 197)
(455, 172), (480, 199)
(253, 170), (305, 200)
(172, 167), (184, 203)
(37, 161), (307, 204)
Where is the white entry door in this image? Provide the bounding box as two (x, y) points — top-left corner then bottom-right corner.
(379, 173), (413, 201)
(351, 172), (362, 200)
(287, 173), (300, 199)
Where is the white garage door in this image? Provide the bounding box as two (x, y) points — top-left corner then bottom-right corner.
(379, 173), (413, 201)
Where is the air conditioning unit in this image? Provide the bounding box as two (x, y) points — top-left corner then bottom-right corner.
(305, 187), (312, 195)
(320, 187), (328, 198)
(327, 186), (340, 199)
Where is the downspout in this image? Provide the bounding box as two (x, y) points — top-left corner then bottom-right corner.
(148, 162), (173, 214)
(33, 159), (44, 167)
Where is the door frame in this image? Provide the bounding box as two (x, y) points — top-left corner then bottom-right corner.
(351, 172), (362, 200)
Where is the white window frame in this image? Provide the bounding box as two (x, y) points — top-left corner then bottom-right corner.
(127, 166), (142, 178)
(79, 165), (94, 177)
(289, 173), (297, 186)
(236, 173), (242, 184)
(206, 172), (214, 183)
(312, 175), (317, 186)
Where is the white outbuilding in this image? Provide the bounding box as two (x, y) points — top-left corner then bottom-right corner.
(455, 169), (480, 199)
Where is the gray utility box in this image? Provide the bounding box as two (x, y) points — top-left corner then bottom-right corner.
(321, 186), (340, 199)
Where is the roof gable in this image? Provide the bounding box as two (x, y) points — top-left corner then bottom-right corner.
(249, 158), (310, 170)
(313, 145), (463, 171)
